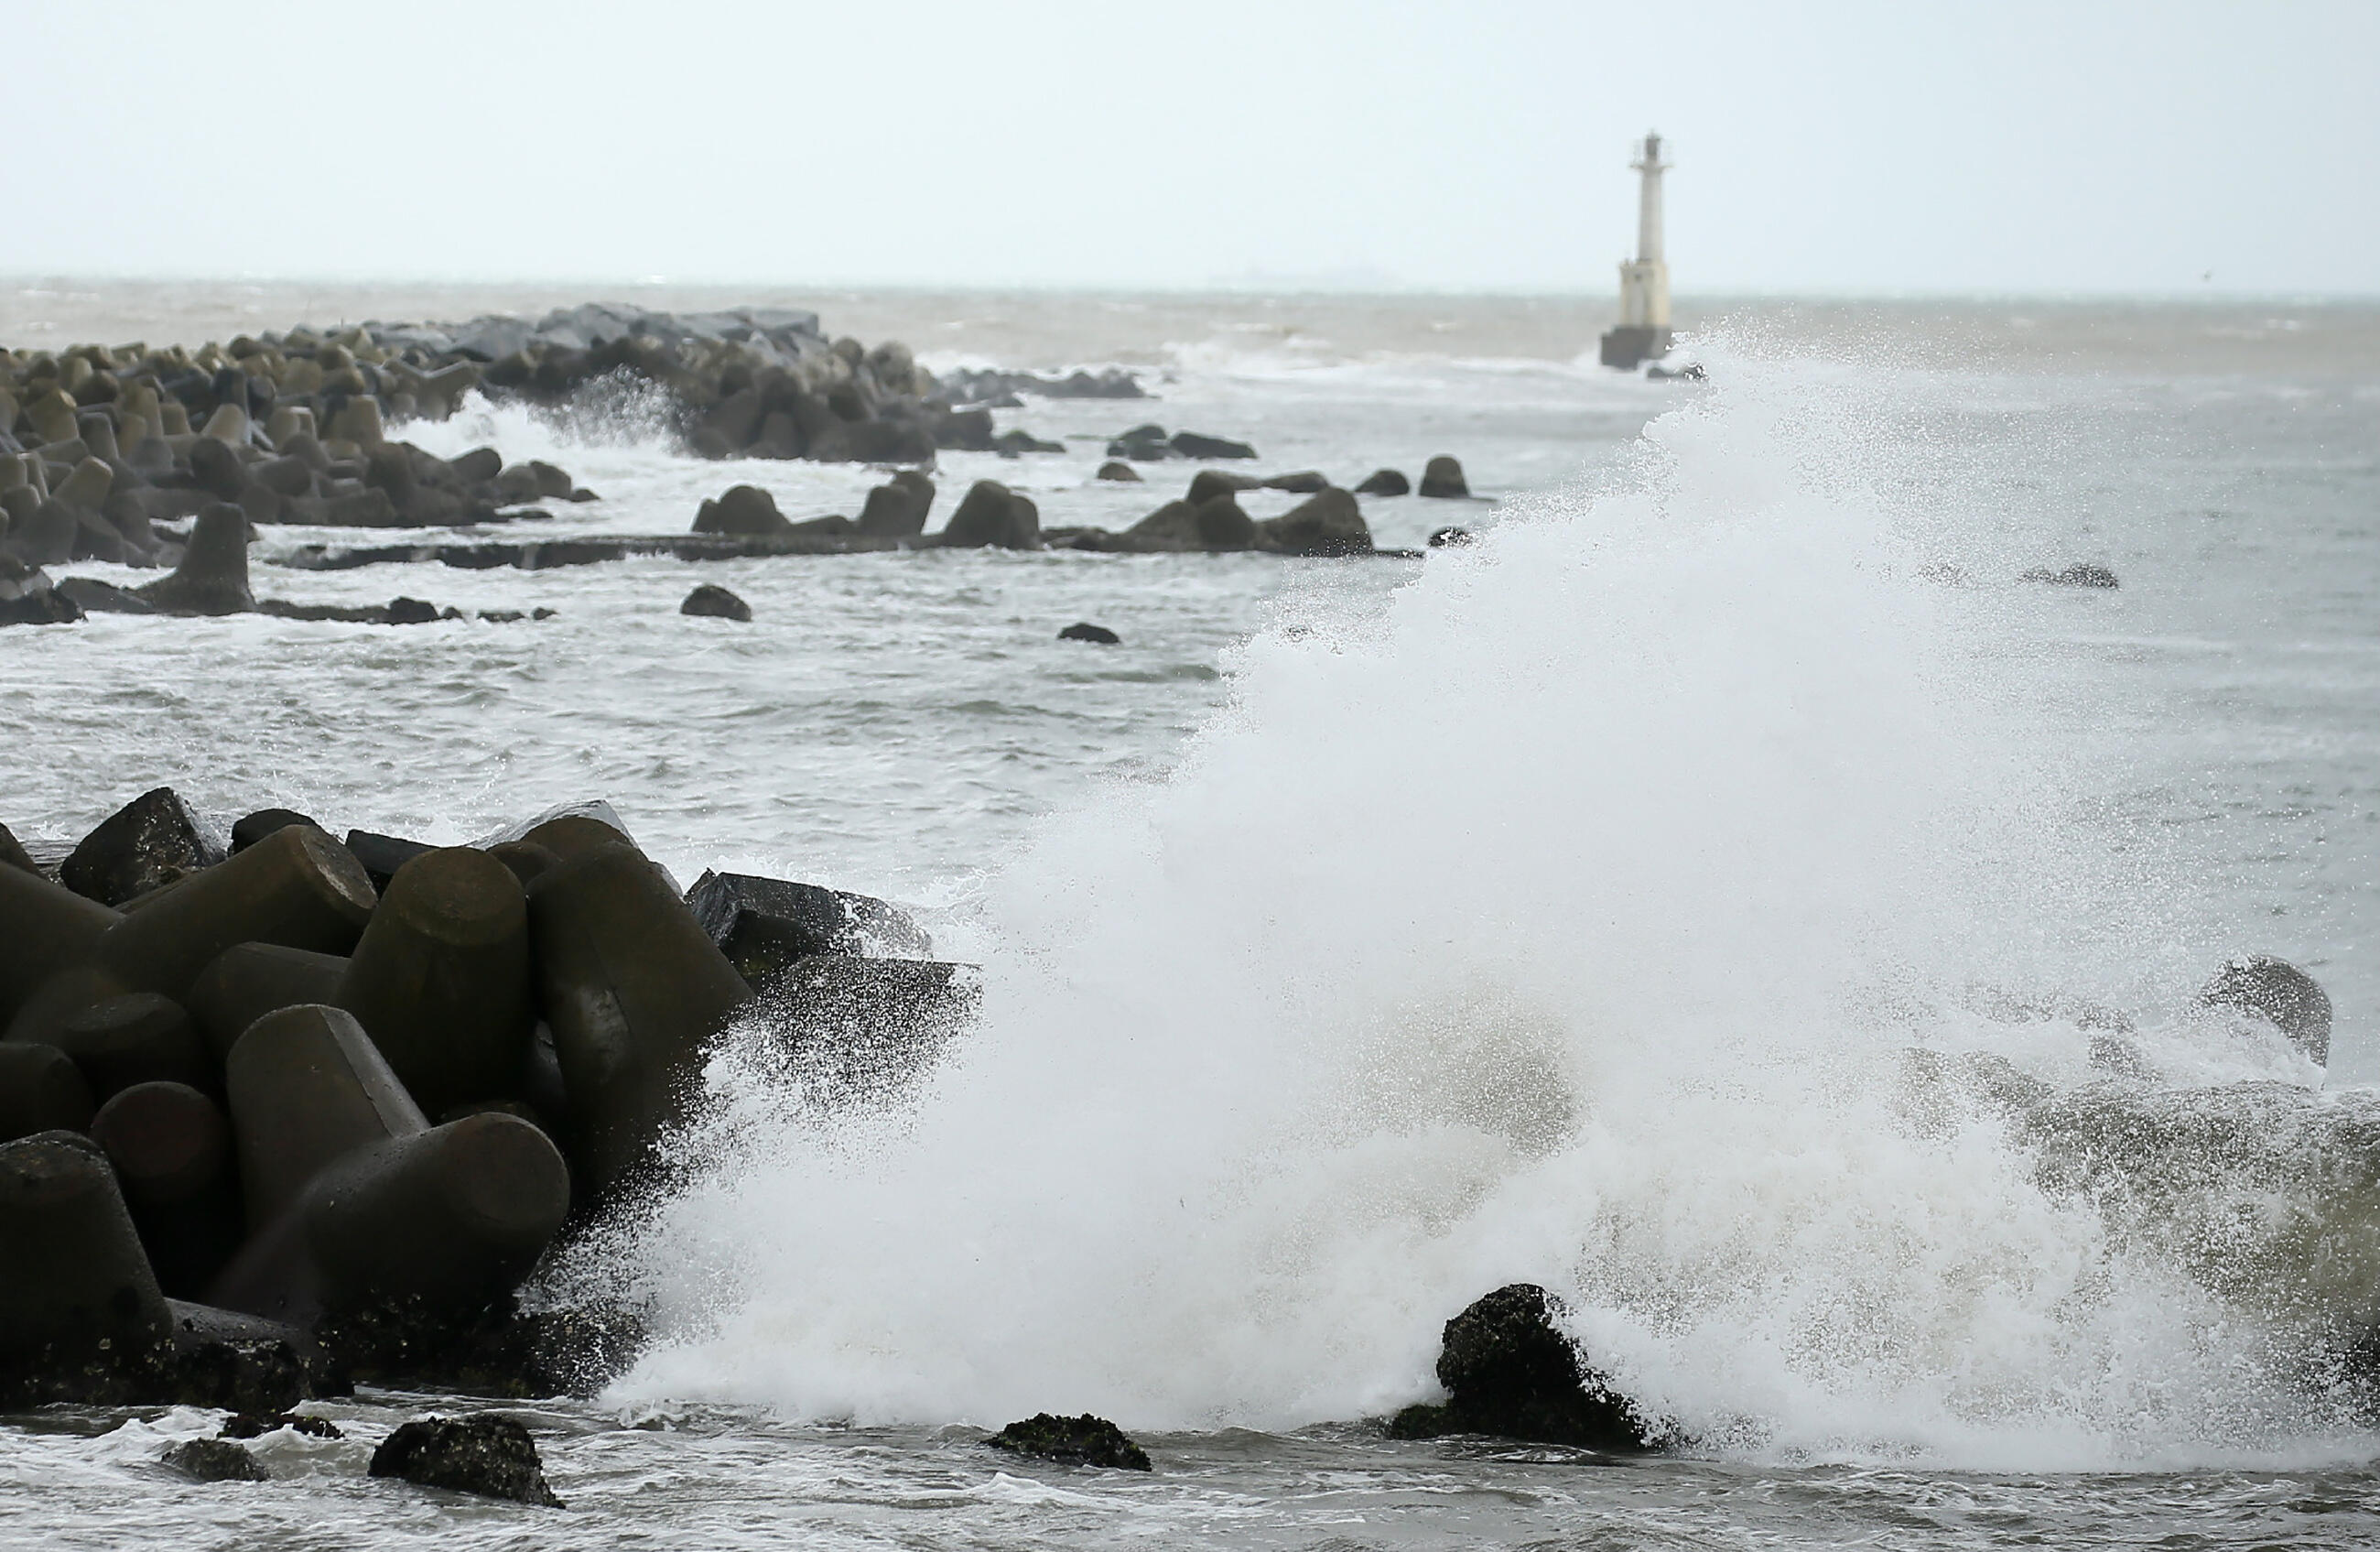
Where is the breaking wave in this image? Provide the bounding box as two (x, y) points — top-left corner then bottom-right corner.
(563, 345), (2359, 1470)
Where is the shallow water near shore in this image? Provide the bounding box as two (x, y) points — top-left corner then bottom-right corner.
(3, 287), (2377, 1547)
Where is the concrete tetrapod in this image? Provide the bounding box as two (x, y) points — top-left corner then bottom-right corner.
(0, 861), (122, 1028)
(96, 822), (377, 1004)
(53, 993), (214, 1101)
(138, 501), (254, 615)
(527, 840), (752, 1200)
(0, 1134), (176, 1385)
(187, 943), (352, 1064)
(336, 847), (534, 1118)
(90, 1080), (245, 1298)
(211, 1003), (565, 1323)
(222, 1004), (428, 1227)
(298, 1112), (571, 1311)
(0, 1043), (96, 1142)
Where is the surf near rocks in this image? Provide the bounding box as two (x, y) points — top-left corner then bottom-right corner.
(0, 790), (974, 1406)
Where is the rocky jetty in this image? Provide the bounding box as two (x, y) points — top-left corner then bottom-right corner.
(1, 500), (548, 629)
(1, 788), (973, 1407)
(942, 367), (1146, 407)
(0, 333), (602, 568)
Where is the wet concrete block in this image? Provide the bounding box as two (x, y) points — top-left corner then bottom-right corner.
(342, 830), (437, 891)
(222, 1004), (427, 1226)
(54, 992), (213, 1100)
(91, 1080), (244, 1298)
(0, 1042), (97, 1142)
(336, 848), (534, 1117)
(0, 860), (122, 1027)
(0, 1133), (176, 1392)
(95, 823), (376, 1004)
(188, 942), (351, 1064)
(527, 841), (751, 1199)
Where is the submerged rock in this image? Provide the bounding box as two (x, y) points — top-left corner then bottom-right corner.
(1387, 1284), (1654, 1450)
(369, 1414), (561, 1506)
(691, 484), (792, 537)
(2199, 954), (2331, 1064)
(1416, 455), (1469, 499)
(220, 1410), (342, 1440)
(985, 1413), (1152, 1471)
(1354, 468), (1412, 496)
(681, 583), (752, 622)
(1058, 622), (1120, 644)
(162, 1438), (268, 1482)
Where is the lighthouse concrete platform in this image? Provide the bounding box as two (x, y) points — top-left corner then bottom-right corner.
(1598, 326), (1672, 370)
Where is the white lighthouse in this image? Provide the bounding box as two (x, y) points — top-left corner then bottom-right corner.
(1599, 132), (1673, 369)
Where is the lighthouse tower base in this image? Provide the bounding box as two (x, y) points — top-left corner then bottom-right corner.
(1598, 326), (1671, 370)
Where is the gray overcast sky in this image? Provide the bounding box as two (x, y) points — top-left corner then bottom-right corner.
(5, 0), (2375, 294)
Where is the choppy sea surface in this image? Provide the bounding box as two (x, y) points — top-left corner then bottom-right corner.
(2, 284), (2375, 1548)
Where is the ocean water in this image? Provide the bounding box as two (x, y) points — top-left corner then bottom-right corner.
(1, 286), (2376, 1547)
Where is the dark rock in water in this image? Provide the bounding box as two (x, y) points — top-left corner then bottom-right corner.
(369, 1415), (561, 1506)
(0, 583), (82, 626)
(1416, 455), (1470, 499)
(938, 481), (1041, 549)
(1258, 488), (1373, 557)
(2019, 562), (2120, 589)
(386, 597), (440, 625)
(231, 809), (319, 854)
(220, 1410), (342, 1440)
(55, 576), (156, 614)
(62, 787), (226, 907)
(985, 1413), (1152, 1471)
(138, 503), (254, 614)
(1263, 470), (1330, 494)
(316, 1292), (641, 1400)
(1094, 461), (1142, 483)
(993, 429), (1064, 457)
(1171, 429), (1256, 461)
(2200, 955), (2332, 1064)
(1106, 423), (1176, 461)
(1059, 622), (1121, 644)
(1185, 469), (1263, 505)
(692, 484), (793, 537)
(682, 583), (752, 621)
(0, 1043), (96, 1143)
(686, 869), (933, 991)
(1427, 526), (1475, 548)
(855, 470), (936, 538)
(162, 1438), (268, 1482)
(344, 830), (436, 892)
(1386, 1284), (1654, 1451)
